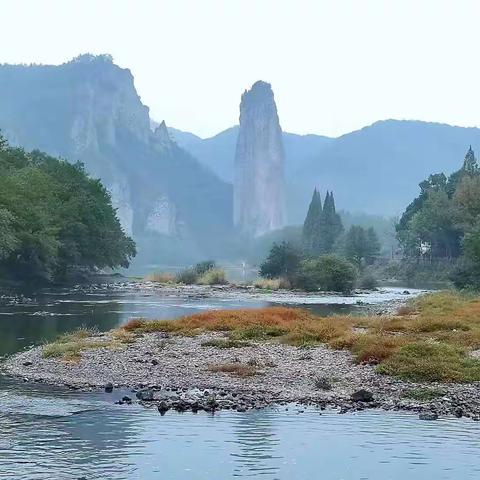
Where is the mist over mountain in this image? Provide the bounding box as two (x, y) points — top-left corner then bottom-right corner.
(168, 125), (333, 184)
(2, 54), (479, 268)
(0, 55), (232, 265)
(169, 119), (480, 222)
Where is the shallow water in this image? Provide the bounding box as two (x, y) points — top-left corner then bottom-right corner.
(3, 284), (479, 480)
(1, 375), (480, 479)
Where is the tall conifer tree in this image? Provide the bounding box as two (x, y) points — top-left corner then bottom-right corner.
(319, 191), (344, 253)
(303, 188), (322, 253)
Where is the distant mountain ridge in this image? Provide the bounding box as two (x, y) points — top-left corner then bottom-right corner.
(168, 119), (480, 221)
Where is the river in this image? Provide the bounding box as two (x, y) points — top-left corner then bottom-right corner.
(1, 285), (480, 479)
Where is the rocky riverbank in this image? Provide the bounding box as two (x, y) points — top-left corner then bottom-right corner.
(4, 325), (480, 420)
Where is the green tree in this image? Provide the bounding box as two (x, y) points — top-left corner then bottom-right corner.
(343, 225), (381, 267)
(319, 191), (343, 254)
(302, 188), (322, 253)
(0, 139), (136, 282)
(447, 146), (479, 196)
(259, 241), (301, 281)
(296, 255), (357, 293)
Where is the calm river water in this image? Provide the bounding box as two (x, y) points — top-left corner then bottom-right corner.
(1, 285), (480, 480)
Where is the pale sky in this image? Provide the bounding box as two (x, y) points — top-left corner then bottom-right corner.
(1, 0), (479, 138)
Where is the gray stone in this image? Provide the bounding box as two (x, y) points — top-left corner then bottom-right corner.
(351, 389), (374, 402)
(136, 388), (154, 401)
(419, 412), (438, 421)
(234, 81), (286, 237)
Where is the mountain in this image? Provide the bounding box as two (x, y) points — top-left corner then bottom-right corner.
(168, 126), (333, 183)
(0, 54), (232, 265)
(171, 119), (480, 222)
(291, 120), (480, 219)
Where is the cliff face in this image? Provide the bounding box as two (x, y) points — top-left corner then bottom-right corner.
(0, 54), (232, 262)
(234, 81), (286, 237)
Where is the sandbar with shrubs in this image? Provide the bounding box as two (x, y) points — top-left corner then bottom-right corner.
(5, 291), (480, 418)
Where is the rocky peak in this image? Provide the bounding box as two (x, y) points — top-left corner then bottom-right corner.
(151, 120), (174, 151)
(69, 55), (150, 155)
(234, 80), (286, 237)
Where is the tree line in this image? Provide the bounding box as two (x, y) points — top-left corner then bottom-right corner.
(0, 136), (136, 283)
(396, 146), (480, 288)
(259, 189), (381, 292)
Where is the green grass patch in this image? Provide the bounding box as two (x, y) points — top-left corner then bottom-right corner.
(378, 342), (480, 382)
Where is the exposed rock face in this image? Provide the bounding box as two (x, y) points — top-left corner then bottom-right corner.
(234, 81), (286, 237)
(146, 195), (178, 236)
(0, 54), (232, 262)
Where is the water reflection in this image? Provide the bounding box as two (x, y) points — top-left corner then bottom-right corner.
(230, 409), (280, 477)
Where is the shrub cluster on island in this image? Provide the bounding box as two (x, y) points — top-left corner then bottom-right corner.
(6, 290), (480, 419)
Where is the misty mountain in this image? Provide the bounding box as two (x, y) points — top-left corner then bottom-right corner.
(0, 55), (232, 264)
(170, 119), (480, 222)
(168, 125), (333, 183)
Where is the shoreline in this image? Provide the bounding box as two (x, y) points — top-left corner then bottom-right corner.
(4, 325), (480, 420)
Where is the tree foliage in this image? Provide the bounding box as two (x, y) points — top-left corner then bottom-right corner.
(296, 255), (357, 293)
(302, 189), (343, 255)
(343, 225), (381, 267)
(0, 136), (136, 282)
(259, 242), (301, 281)
(397, 147), (478, 260)
(302, 188), (322, 253)
(397, 146), (480, 288)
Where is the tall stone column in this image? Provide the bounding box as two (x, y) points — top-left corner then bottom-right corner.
(234, 81), (286, 237)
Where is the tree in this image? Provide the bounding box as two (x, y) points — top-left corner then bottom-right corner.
(296, 255), (357, 293)
(259, 242), (301, 281)
(0, 139), (136, 282)
(302, 188), (322, 253)
(0, 208), (18, 259)
(319, 191), (343, 254)
(343, 225), (381, 267)
(447, 146), (479, 196)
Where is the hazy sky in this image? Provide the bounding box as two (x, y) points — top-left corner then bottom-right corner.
(1, 0), (479, 138)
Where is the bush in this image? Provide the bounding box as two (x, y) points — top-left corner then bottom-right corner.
(254, 277), (291, 290)
(175, 268), (198, 285)
(295, 255), (357, 292)
(450, 258), (480, 290)
(145, 271), (176, 283)
(358, 273), (378, 290)
(259, 242), (301, 281)
(378, 342), (480, 382)
(194, 260), (216, 276)
(197, 268), (227, 285)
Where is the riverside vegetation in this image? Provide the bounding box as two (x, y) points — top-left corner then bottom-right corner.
(8, 289), (480, 418)
(34, 290), (480, 383)
(145, 261), (227, 286)
(0, 136), (136, 283)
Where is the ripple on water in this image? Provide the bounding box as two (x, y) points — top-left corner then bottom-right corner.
(1, 392), (480, 480)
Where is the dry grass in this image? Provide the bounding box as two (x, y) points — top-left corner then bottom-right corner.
(201, 338), (251, 349)
(197, 268), (227, 285)
(207, 363), (259, 377)
(122, 307), (353, 347)
(145, 271), (176, 283)
(42, 327), (108, 360)
(254, 277), (291, 290)
(40, 291), (480, 382)
(120, 291), (480, 383)
(43, 326), (134, 360)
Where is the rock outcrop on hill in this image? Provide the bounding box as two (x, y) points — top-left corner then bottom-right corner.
(234, 81), (286, 237)
(0, 54), (232, 263)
